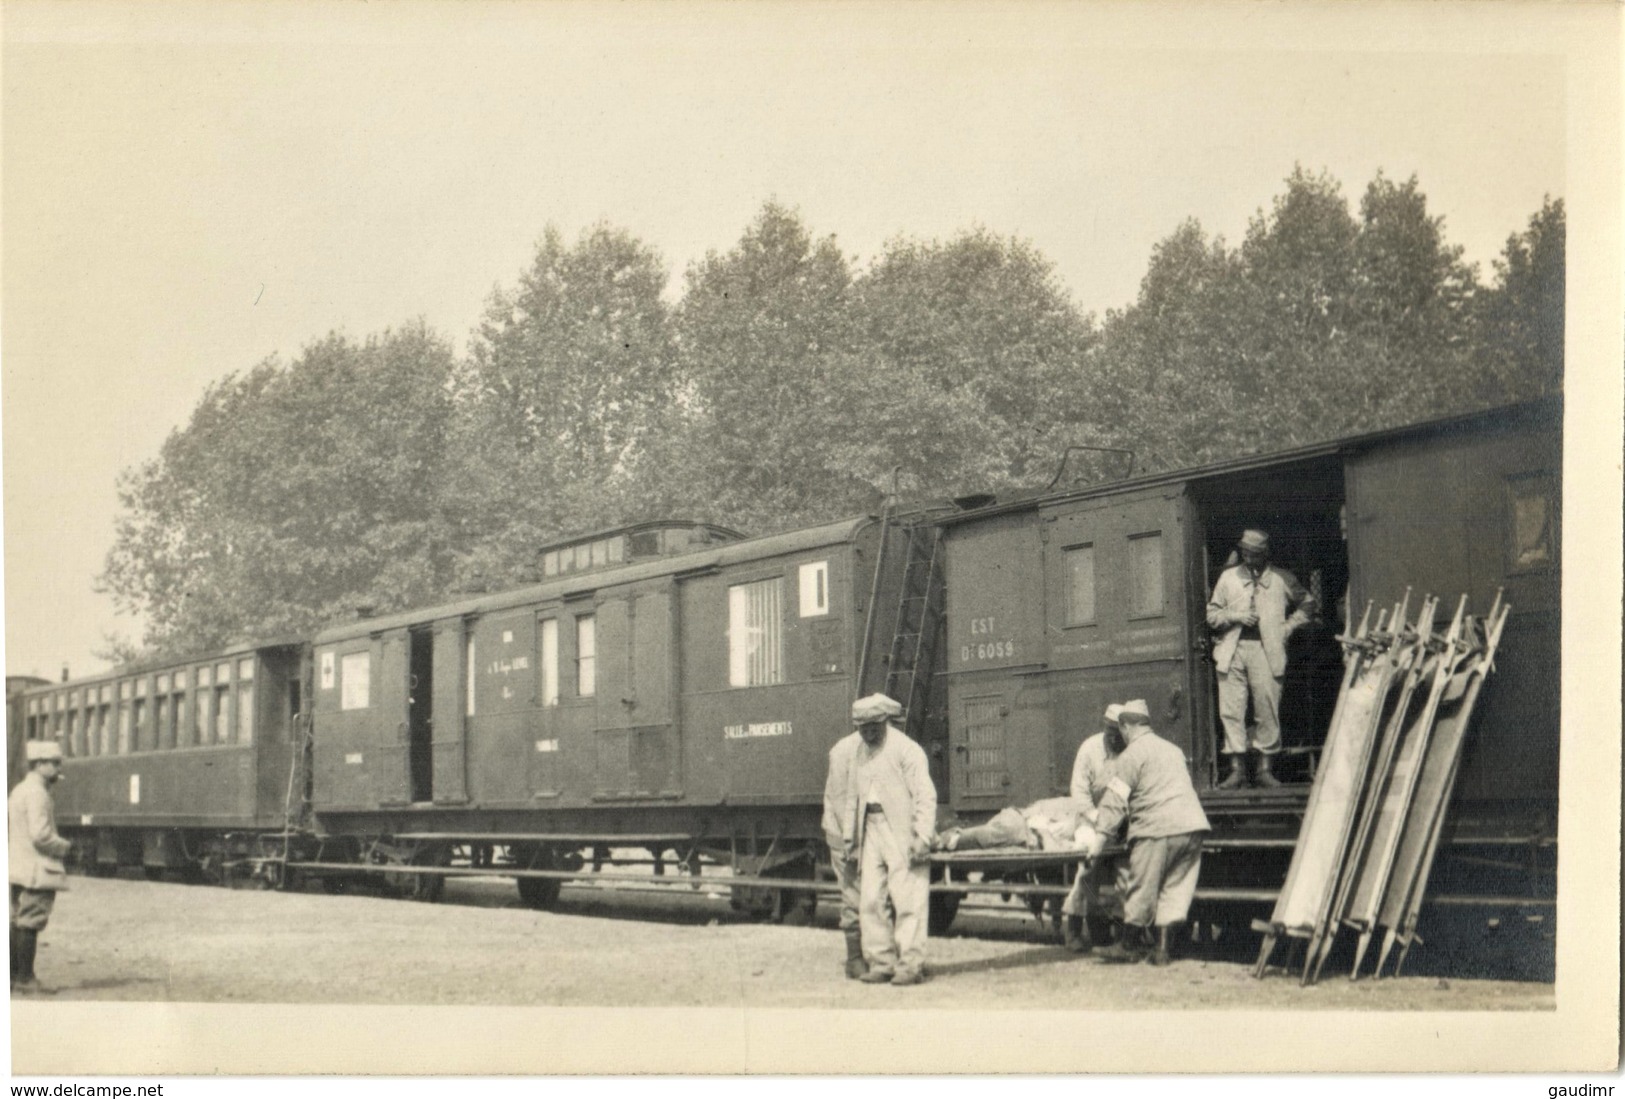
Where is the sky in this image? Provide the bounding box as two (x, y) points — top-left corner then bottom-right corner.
(0, 1), (1591, 681)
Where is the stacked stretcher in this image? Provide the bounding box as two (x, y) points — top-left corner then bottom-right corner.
(1252, 588), (1511, 985)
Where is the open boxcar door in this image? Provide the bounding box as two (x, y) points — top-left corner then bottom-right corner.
(373, 629), (411, 806)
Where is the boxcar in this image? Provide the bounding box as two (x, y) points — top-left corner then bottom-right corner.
(22, 642), (305, 880)
(930, 398), (1560, 900)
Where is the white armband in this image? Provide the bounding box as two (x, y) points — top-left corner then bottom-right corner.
(1107, 776), (1132, 802)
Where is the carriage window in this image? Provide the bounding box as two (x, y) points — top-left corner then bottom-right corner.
(1065, 544), (1097, 626)
(132, 698), (149, 751)
(465, 629), (477, 717)
(799, 561), (829, 618)
(543, 551), (559, 578)
(729, 577), (784, 687)
(64, 708), (78, 758)
(341, 652), (371, 711)
(155, 674), (173, 749)
(118, 683), (133, 754)
(196, 688), (213, 748)
(539, 618), (560, 707)
(214, 663), (232, 742)
(236, 659), (255, 744)
(172, 671), (188, 747)
(576, 616), (596, 698)
(1506, 472), (1557, 574)
(1128, 532), (1165, 619)
(99, 687), (114, 755)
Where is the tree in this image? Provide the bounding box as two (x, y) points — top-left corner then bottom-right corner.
(1475, 197), (1564, 402)
(674, 202), (870, 532)
(851, 229), (1102, 493)
(453, 224), (679, 584)
(1091, 219), (1257, 469)
(99, 321), (460, 655)
(1095, 168), (1493, 472)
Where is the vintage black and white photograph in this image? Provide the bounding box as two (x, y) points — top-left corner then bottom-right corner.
(3, 0), (1619, 1078)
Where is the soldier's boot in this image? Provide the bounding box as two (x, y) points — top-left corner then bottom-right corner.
(1252, 752), (1282, 789)
(8, 927), (20, 986)
(1062, 914), (1092, 955)
(1216, 755), (1247, 791)
(843, 928), (869, 980)
(1096, 923), (1153, 964)
(12, 930), (43, 995)
(1147, 924), (1173, 966)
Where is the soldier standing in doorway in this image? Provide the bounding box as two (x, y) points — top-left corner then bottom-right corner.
(1205, 529), (1316, 789)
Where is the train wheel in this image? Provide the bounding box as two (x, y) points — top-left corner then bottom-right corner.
(516, 845), (563, 909)
(517, 875), (561, 909)
(381, 838), (448, 903)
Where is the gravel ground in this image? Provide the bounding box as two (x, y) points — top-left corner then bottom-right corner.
(14, 873), (1552, 1011)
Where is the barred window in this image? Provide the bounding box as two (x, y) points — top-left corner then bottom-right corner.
(728, 578), (784, 687)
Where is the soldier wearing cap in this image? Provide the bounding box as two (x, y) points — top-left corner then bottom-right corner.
(9, 740), (73, 994)
(822, 720), (869, 979)
(1060, 703), (1131, 953)
(1205, 528), (1315, 789)
(840, 693), (936, 986)
(1083, 700), (1210, 965)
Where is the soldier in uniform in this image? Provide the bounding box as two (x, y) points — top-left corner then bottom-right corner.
(822, 722), (868, 979)
(1060, 702), (1130, 953)
(1206, 529), (1316, 788)
(842, 693), (936, 986)
(10, 740), (73, 994)
(1083, 699), (1210, 966)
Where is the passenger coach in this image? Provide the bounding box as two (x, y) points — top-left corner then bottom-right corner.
(27, 643), (305, 880)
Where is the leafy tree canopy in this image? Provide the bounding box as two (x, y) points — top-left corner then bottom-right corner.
(100, 322), (459, 657)
(100, 179), (1562, 658)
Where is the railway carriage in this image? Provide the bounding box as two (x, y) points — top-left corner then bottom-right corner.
(928, 397), (1560, 908)
(27, 643), (305, 880)
(299, 516), (912, 912)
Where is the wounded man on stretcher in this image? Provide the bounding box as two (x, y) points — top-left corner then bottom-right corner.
(935, 796), (1099, 855)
